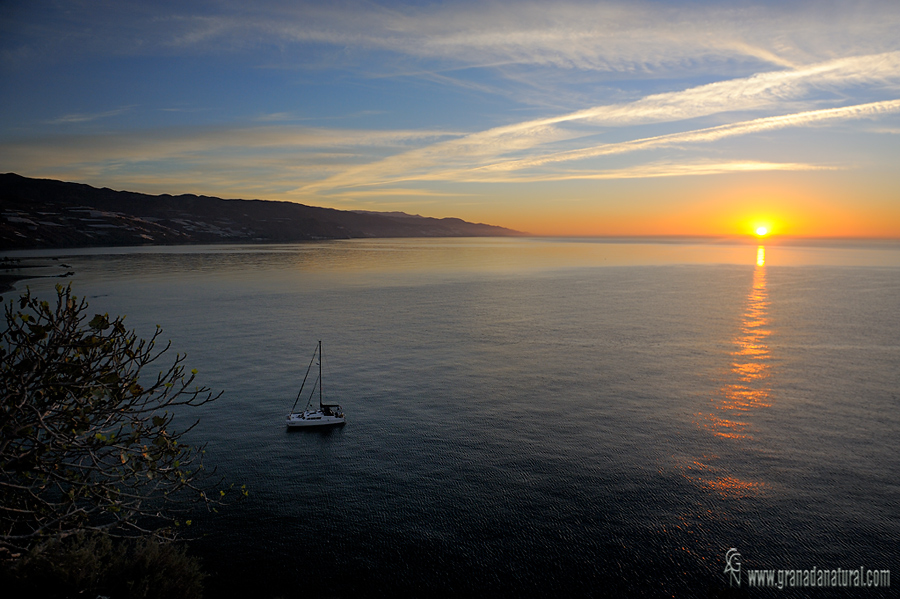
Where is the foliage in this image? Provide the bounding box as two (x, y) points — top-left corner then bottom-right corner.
(0, 284), (235, 551)
(0, 531), (206, 599)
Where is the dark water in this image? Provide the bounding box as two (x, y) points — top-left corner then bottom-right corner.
(8, 239), (900, 597)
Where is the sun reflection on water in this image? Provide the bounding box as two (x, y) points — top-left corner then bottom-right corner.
(683, 247), (774, 497)
(710, 251), (772, 439)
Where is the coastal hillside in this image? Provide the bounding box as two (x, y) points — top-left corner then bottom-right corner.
(0, 173), (521, 250)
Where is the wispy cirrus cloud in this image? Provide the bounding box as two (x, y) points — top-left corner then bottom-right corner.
(44, 106), (136, 124)
(565, 52), (900, 126)
(0, 123), (463, 199)
(296, 98), (897, 191)
(292, 49), (900, 195)
(6, 47), (899, 200)
(0, 125), (460, 165)
(468, 99), (900, 176)
(8, 2), (900, 78)
(442, 161), (834, 185)
(211, 1), (900, 76)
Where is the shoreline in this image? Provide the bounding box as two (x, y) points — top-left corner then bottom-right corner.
(0, 259), (74, 299)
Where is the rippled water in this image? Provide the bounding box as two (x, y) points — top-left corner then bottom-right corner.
(7, 238), (900, 597)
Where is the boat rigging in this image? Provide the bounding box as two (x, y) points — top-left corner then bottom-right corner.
(285, 340), (346, 428)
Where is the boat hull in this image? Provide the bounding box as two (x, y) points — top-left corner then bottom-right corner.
(286, 410), (345, 428)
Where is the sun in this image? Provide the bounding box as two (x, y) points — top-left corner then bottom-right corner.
(755, 226), (769, 237)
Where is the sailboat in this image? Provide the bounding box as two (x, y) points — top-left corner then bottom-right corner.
(285, 340), (346, 428)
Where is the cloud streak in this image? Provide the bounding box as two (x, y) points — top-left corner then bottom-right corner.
(202, 1), (900, 77)
(8, 2), (900, 78)
(294, 50), (900, 194)
(439, 161), (834, 185)
(0, 125), (460, 165)
(44, 106), (135, 124)
(470, 99), (900, 175)
(7, 77), (896, 198)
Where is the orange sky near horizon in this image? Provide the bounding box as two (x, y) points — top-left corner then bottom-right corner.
(456, 172), (900, 238)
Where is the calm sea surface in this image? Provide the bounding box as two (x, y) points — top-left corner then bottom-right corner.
(6, 238), (900, 597)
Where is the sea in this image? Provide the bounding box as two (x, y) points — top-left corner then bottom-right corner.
(5, 237), (900, 598)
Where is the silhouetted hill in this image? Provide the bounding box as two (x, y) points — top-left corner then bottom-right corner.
(0, 173), (522, 250)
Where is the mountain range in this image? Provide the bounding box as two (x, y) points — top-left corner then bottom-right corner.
(0, 173), (521, 250)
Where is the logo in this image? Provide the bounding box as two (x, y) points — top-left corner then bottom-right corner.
(725, 548), (742, 587)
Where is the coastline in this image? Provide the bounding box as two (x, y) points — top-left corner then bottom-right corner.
(0, 259), (74, 299)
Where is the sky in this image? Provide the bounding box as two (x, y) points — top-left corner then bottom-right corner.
(2, 0), (900, 237)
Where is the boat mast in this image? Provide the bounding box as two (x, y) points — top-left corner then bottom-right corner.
(318, 339), (323, 408)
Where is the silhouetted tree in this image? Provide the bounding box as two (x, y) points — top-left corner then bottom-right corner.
(0, 285), (237, 552)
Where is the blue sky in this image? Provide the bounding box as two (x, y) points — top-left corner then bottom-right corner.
(2, 1), (900, 236)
